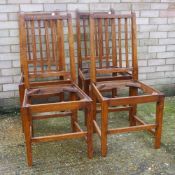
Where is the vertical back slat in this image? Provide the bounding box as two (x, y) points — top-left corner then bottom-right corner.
(95, 19), (98, 57)
(98, 19), (103, 68)
(26, 21), (31, 60)
(67, 15), (76, 82)
(51, 19), (57, 71)
(57, 19), (66, 71)
(83, 18), (88, 58)
(105, 19), (109, 67)
(125, 18), (129, 68)
(111, 18), (117, 67)
(30, 19), (37, 74)
(76, 12), (82, 70)
(37, 19), (44, 72)
(118, 18), (122, 67)
(44, 20), (51, 71)
(90, 16), (96, 83)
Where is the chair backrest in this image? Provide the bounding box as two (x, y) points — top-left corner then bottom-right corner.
(76, 9), (115, 71)
(19, 12), (76, 88)
(89, 12), (138, 83)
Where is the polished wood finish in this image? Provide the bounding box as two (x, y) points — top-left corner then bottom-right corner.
(76, 9), (132, 96)
(76, 9), (131, 126)
(89, 12), (165, 156)
(19, 12), (93, 166)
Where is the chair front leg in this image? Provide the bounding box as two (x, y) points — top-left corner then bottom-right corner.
(86, 103), (93, 158)
(155, 96), (164, 149)
(91, 88), (97, 132)
(84, 81), (90, 126)
(101, 101), (108, 157)
(23, 107), (32, 166)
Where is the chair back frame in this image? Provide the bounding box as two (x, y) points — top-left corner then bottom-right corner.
(19, 13), (76, 89)
(89, 13), (138, 84)
(76, 9), (115, 74)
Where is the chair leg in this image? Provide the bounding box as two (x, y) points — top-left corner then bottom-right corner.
(129, 87), (137, 126)
(70, 92), (78, 132)
(155, 97), (164, 149)
(71, 110), (78, 132)
(83, 82), (89, 126)
(28, 97), (34, 137)
(20, 108), (25, 133)
(86, 104), (93, 158)
(129, 105), (137, 126)
(23, 107), (32, 166)
(84, 85), (93, 126)
(91, 89), (97, 132)
(19, 83), (25, 132)
(101, 102), (108, 157)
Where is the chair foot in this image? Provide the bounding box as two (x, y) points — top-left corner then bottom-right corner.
(101, 146), (107, 157)
(26, 145), (32, 167)
(87, 149), (93, 159)
(154, 143), (161, 149)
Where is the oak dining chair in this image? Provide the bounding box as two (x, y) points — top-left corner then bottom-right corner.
(76, 9), (133, 125)
(19, 12), (93, 166)
(89, 12), (165, 156)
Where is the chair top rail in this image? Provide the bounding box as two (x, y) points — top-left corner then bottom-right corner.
(91, 13), (134, 19)
(23, 13), (70, 21)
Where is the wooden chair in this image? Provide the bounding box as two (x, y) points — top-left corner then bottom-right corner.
(76, 9), (132, 96)
(19, 12), (93, 166)
(76, 10), (133, 126)
(89, 12), (165, 156)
